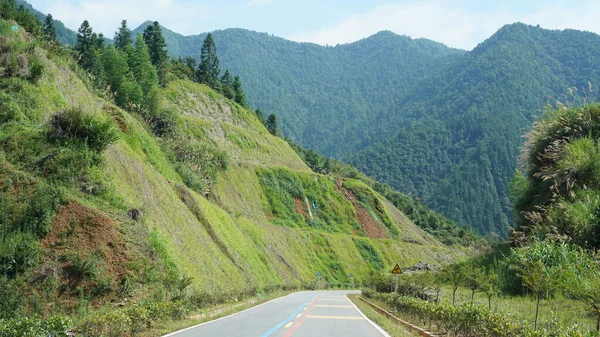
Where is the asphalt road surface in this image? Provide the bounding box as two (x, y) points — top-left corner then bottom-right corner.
(164, 290), (390, 337)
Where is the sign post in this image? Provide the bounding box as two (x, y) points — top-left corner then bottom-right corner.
(391, 264), (402, 293)
(317, 272), (321, 290)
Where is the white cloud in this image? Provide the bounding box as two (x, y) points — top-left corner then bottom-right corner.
(287, 0), (600, 50)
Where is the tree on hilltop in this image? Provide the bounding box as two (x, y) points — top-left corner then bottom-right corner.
(197, 33), (220, 90)
(114, 20), (132, 50)
(233, 75), (248, 107)
(266, 114), (279, 136)
(43, 14), (56, 41)
(143, 21), (168, 82)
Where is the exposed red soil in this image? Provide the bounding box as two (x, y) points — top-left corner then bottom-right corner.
(40, 201), (129, 286)
(103, 105), (130, 133)
(336, 179), (388, 239)
(294, 197), (308, 219)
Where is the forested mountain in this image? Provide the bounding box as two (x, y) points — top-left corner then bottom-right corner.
(15, 0), (76, 45)
(351, 24), (600, 235)
(131, 22), (466, 157)
(131, 22), (600, 235)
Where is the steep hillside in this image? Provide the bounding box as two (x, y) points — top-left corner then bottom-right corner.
(0, 19), (460, 323)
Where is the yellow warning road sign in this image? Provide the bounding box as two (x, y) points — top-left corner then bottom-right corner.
(391, 264), (402, 274)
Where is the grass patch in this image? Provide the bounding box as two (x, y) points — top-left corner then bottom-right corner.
(257, 167), (356, 232)
(437, 286), (596, 332)
(348, 294), (415, 337)
(354, 238), (385, 271)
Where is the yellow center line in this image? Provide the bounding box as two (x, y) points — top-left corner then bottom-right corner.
(303, 307), (307, 310)
(284, 322), (294, 328)
(314, 304), (354, 308)
(317, 299), (349, 302)
(296, 313), (302, 318)
(307, 315), (365, 320)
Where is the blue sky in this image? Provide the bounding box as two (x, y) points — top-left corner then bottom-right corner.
(27, 0), (600, 50)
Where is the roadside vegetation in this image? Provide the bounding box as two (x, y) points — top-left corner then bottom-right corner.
(360, 103), (600, 337)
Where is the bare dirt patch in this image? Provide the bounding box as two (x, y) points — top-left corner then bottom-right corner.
(336, 180), (388, 238)
(294, 198), (308, 219)
(40, 201), (129, 285)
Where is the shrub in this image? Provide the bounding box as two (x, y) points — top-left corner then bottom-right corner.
(0, 316), (72, 337)
(148, 108), (180, 137)
(0, 277), (25, 319)
(166, 137), (228, 194)
(0, 233), (42, 278)
(48, 108), (119, 152)
(69, 253), (99, 280)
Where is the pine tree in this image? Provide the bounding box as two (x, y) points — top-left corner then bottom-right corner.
(75, 20), (98, 73)
(131, 34), (158, 100)
(95, 33), (105, 50)
(103, 44), (142, 107)
(266, 114), (279, 136)
(197, 33), (220, 89)
(255, 108), (265, 124)
(14, 5), (40, 35)
(220, 69), (235, 99)
(143, 21), (168, 69)
(43, 14), (56, 41)
(183, 57), (197, 70)
(102, 44), (127, 93)
(233, 75), (248, 107)
(114, 20), (132, 50)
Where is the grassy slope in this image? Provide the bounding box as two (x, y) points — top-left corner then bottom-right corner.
(3, 25), (462, 303)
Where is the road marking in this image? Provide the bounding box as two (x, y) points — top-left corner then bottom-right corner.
(318, 299), (349, 302)
(284, 322), (294, 328)
(260, 295), (317, 337)
(303, 307), (307, 310)
(307, 315), (365, 320)
(346, 295), (391, 337)
(283, 295), (320, 337)
(163, 291), (319, 337)
(314, 304), (354, 308)
(296, 313), (302, 318)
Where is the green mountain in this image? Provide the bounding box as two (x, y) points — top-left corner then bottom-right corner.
(0, 17), (460, 326)
(15, 0), (77, 45)
(134, 22), (600, 235)
(131, 22), (465, 157)
(351, 24), (600, 235)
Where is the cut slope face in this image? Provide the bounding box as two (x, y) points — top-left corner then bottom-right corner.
(0, 24), (460, 315)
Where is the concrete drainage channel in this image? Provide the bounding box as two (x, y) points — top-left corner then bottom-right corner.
(358, 296), (440, 337)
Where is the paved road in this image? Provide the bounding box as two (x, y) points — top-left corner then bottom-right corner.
(165, 290), (390, 337)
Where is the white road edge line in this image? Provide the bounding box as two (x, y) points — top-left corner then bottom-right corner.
(346, 294), (392, 337)
(162, 291), (314, 337)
